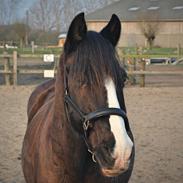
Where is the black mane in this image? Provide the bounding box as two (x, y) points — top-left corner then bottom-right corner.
(68, 31), (126, 87)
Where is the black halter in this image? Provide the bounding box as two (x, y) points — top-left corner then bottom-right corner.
(63, 64), (129, 161)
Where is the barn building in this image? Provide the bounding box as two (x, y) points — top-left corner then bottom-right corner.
(85, 0), (183, 48)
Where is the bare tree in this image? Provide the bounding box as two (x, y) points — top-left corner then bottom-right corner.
(13, 22), (29, 48)
(28, 0), (117, 32)
(29, 0), (63, 32)
(0, 0), (22, 25)
(138, 12), (160, 49)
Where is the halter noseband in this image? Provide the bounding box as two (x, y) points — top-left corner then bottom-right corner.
(63, 63), (129, 162)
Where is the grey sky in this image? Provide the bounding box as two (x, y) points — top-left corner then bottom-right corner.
(16, 0), (37, 19)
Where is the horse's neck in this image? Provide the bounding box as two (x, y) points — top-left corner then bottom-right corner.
(50, 63), (88, 182)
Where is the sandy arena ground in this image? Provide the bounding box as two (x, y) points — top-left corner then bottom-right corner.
(0, 85), (183, 183)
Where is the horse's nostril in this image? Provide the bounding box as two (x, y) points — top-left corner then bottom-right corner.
(95, 145), (115, 168)
(103, 138), (115, 152)
(103, 144), (111, 153)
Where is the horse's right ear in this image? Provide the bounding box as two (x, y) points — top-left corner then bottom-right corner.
(64, 12), (87, 54)
(100, 14), (121, 47)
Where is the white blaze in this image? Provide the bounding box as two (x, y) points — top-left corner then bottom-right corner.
(105, 78), (133, 169)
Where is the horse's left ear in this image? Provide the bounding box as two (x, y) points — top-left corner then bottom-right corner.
(100, 14), (121, 47)
(64, 12), (87, 54)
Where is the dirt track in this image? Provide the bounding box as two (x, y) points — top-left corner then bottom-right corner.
(0, 86), (183, 183)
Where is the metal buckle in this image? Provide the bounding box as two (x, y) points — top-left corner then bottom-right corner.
(83, 120), (90, 131)
(83, 121), (96, 163)
(65, 88), (68, 95)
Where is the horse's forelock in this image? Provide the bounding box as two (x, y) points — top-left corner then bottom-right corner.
(64, 31), (124, 89)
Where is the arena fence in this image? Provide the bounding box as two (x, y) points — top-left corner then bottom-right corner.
(0, 51), (183, 87)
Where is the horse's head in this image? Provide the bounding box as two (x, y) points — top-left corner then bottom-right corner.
(63, 13), (133, 177)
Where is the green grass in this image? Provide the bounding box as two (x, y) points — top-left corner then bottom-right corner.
(0, 47), (63, 55)
(118, 47), (179, 56)
(0, 47), (182, 58)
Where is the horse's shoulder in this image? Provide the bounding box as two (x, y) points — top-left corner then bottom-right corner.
(27, 79), (55, 123)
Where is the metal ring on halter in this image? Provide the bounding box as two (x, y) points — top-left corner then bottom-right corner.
(88, 149), (96, 163)
(83, 120), (90, 131)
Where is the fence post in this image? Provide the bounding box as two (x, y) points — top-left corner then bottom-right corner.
(13, 51), (17, 86)
(140, 58), (146, 87)
(133, 57), (137, 71)
(128, 58), (136, 85)
(31, 41), (35, 54)
(177, 44), (181, 58)
(3, 51), (11, 85)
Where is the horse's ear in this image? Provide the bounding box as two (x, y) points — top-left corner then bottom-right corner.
(100, 14), (121, 47)
(64, 12), (87, 54)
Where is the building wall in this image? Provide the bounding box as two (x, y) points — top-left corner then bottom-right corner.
(87, 21), (183, 48)
(58, 38), (66, 47)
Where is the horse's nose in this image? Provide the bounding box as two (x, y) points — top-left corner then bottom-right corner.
(95, 145), (115, 168)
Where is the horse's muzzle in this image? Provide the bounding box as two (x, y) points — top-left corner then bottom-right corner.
(101, 155), (131, 176)
(93, 145), (131, 177)
(94, 145), (115, 169)
(101, 161), (130, 177)
(95, 146), (133, 177)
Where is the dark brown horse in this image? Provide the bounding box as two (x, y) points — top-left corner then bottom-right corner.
(22, 13), (135, 183)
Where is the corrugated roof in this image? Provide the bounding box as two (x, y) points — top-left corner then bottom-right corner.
(86, 0), (183, 22)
